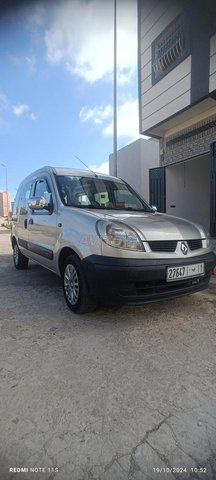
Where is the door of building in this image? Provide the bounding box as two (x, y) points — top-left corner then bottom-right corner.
(210, 141), (216, 237)
(149, 167), (166, 213)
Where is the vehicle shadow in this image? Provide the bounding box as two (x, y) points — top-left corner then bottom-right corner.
(1, 252), (215, 327)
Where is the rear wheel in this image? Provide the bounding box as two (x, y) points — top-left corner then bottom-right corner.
(62, 254), (96, 314)
(13, 242), (29, 270)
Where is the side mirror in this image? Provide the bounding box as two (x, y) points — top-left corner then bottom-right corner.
(151, 205), (157, 212)
(28, 194), (53, 212)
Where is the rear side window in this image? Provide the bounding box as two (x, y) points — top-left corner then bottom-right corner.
(19, 181), (34, 215)
(12, 188), (22, 220)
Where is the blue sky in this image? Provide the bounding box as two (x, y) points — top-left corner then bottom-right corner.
(0, 0), (141, 202)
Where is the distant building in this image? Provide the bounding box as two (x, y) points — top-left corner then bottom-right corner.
(109, 138), (159, 202)
(138, 0), (216, 234)
(0, 191), (9, 217)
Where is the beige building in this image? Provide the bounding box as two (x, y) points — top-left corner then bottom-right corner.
(0, 191), (9, 217)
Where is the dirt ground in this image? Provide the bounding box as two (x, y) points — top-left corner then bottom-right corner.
(0, 227), (216, 480)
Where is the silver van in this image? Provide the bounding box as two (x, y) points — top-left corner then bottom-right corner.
(11, 166), (216, 313)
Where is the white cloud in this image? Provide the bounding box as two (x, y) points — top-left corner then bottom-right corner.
(12, 104), (30, 117)
(45, 0), (137, 84)
(12, 104), (36, 121)
(29, 112), (36, 121)
(103, 100), (140, 139)
(80, 104), (113, 124)
(89, 161), (109, 174)
(80, 98), (148, 142)
(0, 94), (36, 130)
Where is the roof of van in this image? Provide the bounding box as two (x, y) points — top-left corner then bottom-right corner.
(51, 166), (112, 178)
(21, 166), (120, 183)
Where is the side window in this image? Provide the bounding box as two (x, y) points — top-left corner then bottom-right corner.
(34, 179), (50, 199)
(34, 178), (52, 215)
(12, 187), (21, 219)
(19, 181), (34, 215)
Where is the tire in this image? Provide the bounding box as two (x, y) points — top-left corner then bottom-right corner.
(62, 254), (96, 314)
(13, 241), (29, 270)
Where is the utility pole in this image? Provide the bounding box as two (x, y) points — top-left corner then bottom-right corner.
(113, 0), (117, 177)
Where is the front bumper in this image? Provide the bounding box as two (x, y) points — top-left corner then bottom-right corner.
(82, 251), (216, 305)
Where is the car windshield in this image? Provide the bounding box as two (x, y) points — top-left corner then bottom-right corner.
(55, 175), (153, 212)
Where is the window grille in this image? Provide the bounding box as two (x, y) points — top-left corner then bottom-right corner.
(152, 15), (190, 84)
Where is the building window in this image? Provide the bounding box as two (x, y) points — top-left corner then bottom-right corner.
(152, 15), (190, 84)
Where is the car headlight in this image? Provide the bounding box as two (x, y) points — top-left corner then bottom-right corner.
(206, 237), (211, 248)
(202, 228), (211, 248)
(96, 220), (144, 251)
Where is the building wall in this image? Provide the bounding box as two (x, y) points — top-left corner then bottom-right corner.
(210, 33), (216, 93)
(139, 0), (191, 134)
(138, 0), (216, 236)
(109, 138), (159, 202)
(166, 155), (210, 230)
(138, 0), (216, 138)
(162, 112), (216, 166)
(0, 191), (9, 217)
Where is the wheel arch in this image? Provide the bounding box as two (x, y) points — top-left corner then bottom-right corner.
(58, 247), (80, 277)
(11, 235), (17, 248)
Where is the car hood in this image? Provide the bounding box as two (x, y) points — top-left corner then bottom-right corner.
(91, 210), (204, 241)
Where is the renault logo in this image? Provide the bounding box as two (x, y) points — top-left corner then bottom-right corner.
(181, 242), (188, 255)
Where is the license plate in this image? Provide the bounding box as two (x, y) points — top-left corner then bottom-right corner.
(166, 262), (205, 282)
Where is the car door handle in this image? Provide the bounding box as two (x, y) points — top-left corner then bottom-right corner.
(29, 218), (34, 225)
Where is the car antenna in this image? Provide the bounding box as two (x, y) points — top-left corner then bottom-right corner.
(74, 155), (98, 177)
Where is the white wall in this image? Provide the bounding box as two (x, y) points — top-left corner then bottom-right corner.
(109, 138), (159, 202)
(166, 155), (210, 231)
(140, 0), (191, 134)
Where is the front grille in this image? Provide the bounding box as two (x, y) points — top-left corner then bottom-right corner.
(148, 239), (203, 252)
(187, 239), (202, 250)
(148, 240), (177, 252)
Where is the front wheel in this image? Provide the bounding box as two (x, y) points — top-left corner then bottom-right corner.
(13, 242), (29, 270)
(62, 254), (96, 314)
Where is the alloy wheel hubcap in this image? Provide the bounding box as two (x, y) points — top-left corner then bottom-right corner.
(64, 264), (80, 305)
